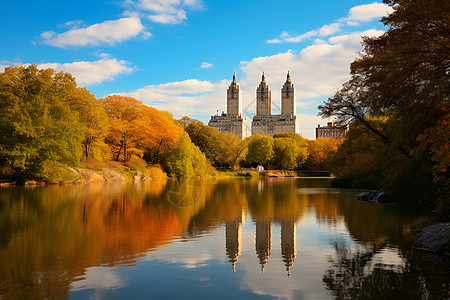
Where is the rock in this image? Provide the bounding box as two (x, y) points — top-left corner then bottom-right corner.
(355, 192), (378, 202)
(133, 170), (143, 181)
(355, 191), (395, 204)
(23, 180), (45, 185)
(73, 168), (105, 183)
(413, 223), (450, 255)
(102, 168), (126, 181)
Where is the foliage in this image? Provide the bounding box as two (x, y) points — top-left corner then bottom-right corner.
(180, 117), (228, 167)
(306, 138), (343, 171)
(103, 95), (182, 163)
(0, 66), (90, 179)
(162, 132), (214, 177)
(318, 0), (449, 209)
(37, 161), (82, 183)
(179, 116), (248, 169)
(245, 135), (274, 167)
(272, 133), (308, 170)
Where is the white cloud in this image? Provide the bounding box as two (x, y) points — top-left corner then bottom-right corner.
(1, 57), (134, 86)
(267, 2), (391, 44)
(42, 17), (145, 48)
(341, 2), (394, 22)
(319, 23), (342, 36)
(239, 30), (385, 139)
(267, 30), (317, 44)
(120, 79), (228, 118)
(37, 57), (134, 86)
(129, 0), (204, 24)
(200, 62), (213, 69)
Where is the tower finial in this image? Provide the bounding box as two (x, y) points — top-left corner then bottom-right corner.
(233, 72), (237, 83)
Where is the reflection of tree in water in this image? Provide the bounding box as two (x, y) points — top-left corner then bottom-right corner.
(323, 242), (450, 299)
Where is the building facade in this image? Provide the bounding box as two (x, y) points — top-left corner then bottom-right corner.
(251, 73), (300, 136)
(315, 122), (347, 139)
(208, 73), (248, 138)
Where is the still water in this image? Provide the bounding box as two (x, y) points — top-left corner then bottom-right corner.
(0, 178), (448, 299)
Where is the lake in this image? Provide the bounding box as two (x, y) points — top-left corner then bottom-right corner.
(0, 178), (448, 299)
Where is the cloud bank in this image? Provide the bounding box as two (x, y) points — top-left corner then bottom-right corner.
(42, 17), (146, 48)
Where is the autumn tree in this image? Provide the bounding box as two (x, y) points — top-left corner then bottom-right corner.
(139, 106), (182, 164)
(319, 0), (449, 152)
(0, 65), (93, 179)
(306, 137), (343, 171)
(318, 0), (449, 207)
(222, 132), (249, 169)
(69, 88), (108, 161)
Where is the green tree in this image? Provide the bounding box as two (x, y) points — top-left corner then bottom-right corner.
(246, 135), (274, 167)
(273, 133), (308, 169)
(0, 66), (85, 179)
(162, 132), (213, 177)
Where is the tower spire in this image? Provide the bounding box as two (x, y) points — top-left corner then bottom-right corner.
(233, 72), (236, 83)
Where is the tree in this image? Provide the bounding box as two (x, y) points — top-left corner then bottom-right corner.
(162, 132), (213, 177)
(222, 133), (249, 169)
(317, 0), (449, 207)
(319, 0), (449, 151)
(306, 138), (343, 171)
(0, 66), (85, 177)
(139, 106), (182, 164)
(181, 117), (230, 168)
(246, 135), (274, 167)
(273, 133), (308, 169)
(103, 95), (145, 162)
(69, 88), (108, 161)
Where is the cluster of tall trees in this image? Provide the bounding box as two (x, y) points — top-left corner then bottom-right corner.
(0, 66), (212, 180)
(319, 0), (448, 211)
(179, 118), (310, 171)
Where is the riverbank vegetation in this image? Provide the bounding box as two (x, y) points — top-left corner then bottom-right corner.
(319, 0), (448, 217)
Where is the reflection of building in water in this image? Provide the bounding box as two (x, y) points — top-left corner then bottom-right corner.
(255, 220), (271, 273)
(225, 211), (245, 272)
(281, 221), (297, 276)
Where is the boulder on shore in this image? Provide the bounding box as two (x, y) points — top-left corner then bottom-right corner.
(102, 168), (126, 181)
(355, 192), (394, 204)
(413, 223), (450, 256)
(70, 168), (105, 183)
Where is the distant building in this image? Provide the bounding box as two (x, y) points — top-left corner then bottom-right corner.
(251, 72), (300, 136)
(208, 73), (248, 138)
(315, 122), (346, 139)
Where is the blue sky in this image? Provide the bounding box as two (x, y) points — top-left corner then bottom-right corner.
(0, 0), (393, 139)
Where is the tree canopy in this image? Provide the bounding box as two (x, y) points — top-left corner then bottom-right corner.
(0, 66), (91, 177)
(319, 0), (449, 150)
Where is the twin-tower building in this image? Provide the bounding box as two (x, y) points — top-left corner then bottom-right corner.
(208, 72), (300, 138)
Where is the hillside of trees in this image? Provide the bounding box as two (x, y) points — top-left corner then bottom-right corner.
(319, 0), (448, 216)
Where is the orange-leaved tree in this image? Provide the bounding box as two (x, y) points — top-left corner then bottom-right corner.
(102, 95), (182, 163)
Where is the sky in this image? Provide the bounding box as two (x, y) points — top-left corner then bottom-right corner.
(0, 0), (393, 139)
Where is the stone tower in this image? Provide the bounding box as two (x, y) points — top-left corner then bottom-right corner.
(256, 73), (271, 116)
(281, 71), (295, 116)
(227, 73), (240, 117)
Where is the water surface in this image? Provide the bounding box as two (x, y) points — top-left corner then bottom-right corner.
(0, 178), (448, 299)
